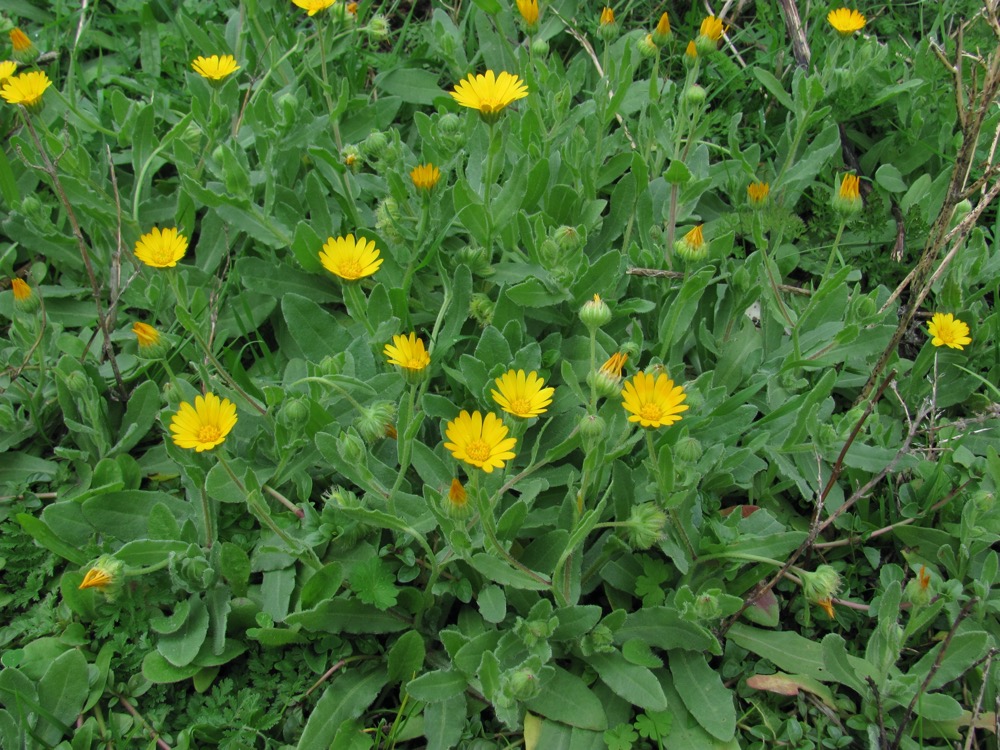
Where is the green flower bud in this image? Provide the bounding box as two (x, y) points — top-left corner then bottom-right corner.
(637, 34), (658, 59)
(341, 144), (361, 173)
(20, 195), (41, 215)
(61, 369), (89, 394)
(832, 174), (862, 219)
(578, 414), (606, 443)
(579, 294), (612, 331)
(626, 503), (667, 550)
(684, 84), (707, 105)
(375, 198), (403, 243)
(355, 401), (397, 443)
(554, 225), (585, 253)
(279, 397), (310, 429)
(530, 38), (549, 57)
(674, 436), (703, 465)
(456, 245), (492, 276)
(444, 478), (472, 519)
(801, 564), (841, 604)
(580, 623), (615, 655)
(674, 225), (708, 262)
(337, 431), (367, 466)
(319, 354), (344, 377)
(362, 130), (389, 161)
(692, 591), (723, 621)
(538, 238), (561, 267)
(366, 14), (390, 41)
(469, 292), (495, 327)
(325, 485), (361, 509)
(903, 566), (933, 607)
(506, 667), (541, 701)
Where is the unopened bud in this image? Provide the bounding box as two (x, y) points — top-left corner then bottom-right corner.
(626, 503), (667, 550)
(355, 401), (397, 442)
(684, 84), (707, 106)
(637, 34), (658, 59)
(579, 294), (612, 331)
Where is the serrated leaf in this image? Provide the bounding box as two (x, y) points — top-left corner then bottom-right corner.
(349, 557), (399, 610)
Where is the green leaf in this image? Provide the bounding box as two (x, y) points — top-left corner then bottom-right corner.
(281, 293), (348, 363)
(751, 68), (794, 111)
(349, 557), (399, 611)
(16, 513), (87, 565)
(585, 651), (667, 711)
(35, 649), (89, 745)
(525, 666), (607, 731)
(157, 596), (210, 668)
(81, 491), (191, 541)
(663, 160), (692, 185)
(469, 554), (549, 590)
(668, 650), (736, 741)
(387, 631), (426, 684)
(114, 540), (192, 567)
(221, 542), (251, 597)
(875, 163), (907, 193)
(477, 584), (506, 624)
(297, 666), (389, 749)
(424, 694), (466, 750)
(141, 651), (201, 684)
(376, 67), (444, 106)
(300, 563), (344, 610)
(406, 670), (467, 702)
(615, 607), (718, 654)
(111, 379), (160, 455)
(286, 599), (411, 633)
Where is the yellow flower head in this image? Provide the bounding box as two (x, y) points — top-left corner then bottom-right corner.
(816, 597), (836, 619)
(652, 12), (671, 45)
(410, 163), (441, 192)
(79, 556), (124, 597)
(492, 369), (555, 419)
(319, 234), (383, 281)
(0, 70), (52, 109)
(685, 40), (698, 59)
(9, 28), (38, 63)
(699, 15), (725, 41)
(927, 312), (971, 350)
(827, 8), (865, 36)
(134, 227), (189, 268)
(621, 370), (688, 428)
(445, 478), (471, 518)
(132, 321), (161, 349)
(170, 392), (238, 452)
(832, 173), (862, 217)
(0, 61), (16, 83)
(599, 7), (615, 25)
(384, 333), (431, 370)
(11, 277), (31, 302)
(674, 224), (707, 262)
(444, 410), (517, 474)
(292, 0), (336, 15)
(516, 0), (540, 28)
(191, 54), (240, 81)
(601, 352), (628, 379)
(747, 181), (770, 208)
(451, 70), (528, 124)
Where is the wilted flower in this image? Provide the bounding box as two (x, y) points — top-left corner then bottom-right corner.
(319, 234), (383, 281)
(491, 369), (555, 418)
(451, 70), (528, 124)
(134, 227), (189, 268)
(79, 555), (124, 598)
(444, 410), (517, 473)
(827, 8), (866, 36)
(927, 313), (971, 350)
(590, 351), (628, 397)
(410, 163), (441, 192)
(0, 70), (52, 110)
(621, 371), (688, 428)
(191, 55), (240, 81)
(169, 392), (238, 452)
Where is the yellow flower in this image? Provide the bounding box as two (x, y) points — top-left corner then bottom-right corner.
(0, 61), (16, 83)
(674, 224), (707, 262)
(11, 277), (31, 302)
(410, 163), (441, 192)
(685, 40), (698, 59)
(927, 312), (971, 350)
(590, 351), (628, 398)
(9, 28), (38, 63)
(132, 321), (161, 349)
(492, 369), (555, 419)
(839, 173), (860, 200)
(699, 15), (725, 41)
(652, 12), (671, 45)
(621, 370), (688, 428)
(516, 0), (540, 28)
(384, 333), (431, 370)
(816, 597), (836, 619)
(169, 392), (238, 452)
(444, 410), (517, 474)
(134, 227), (189, 268)
(832, 173), (862, 217)
(747, 181), (770, 208)
(599, 7), (615, 25)
(0, 70), (52, 109)
(827, 8), (865, 36)
(445, 478), (471, 518)
(191, 54), (240, 81)
(292, 0), (336, 15)
(319, 234), (383, 281)
(601, 352), (628, 379)
(79, 556), (123, 597)
(451, 70), (528, 123)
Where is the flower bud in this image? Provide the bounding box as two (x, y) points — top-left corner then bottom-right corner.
(505, 667), (541, 701)
(444, 478), (471, 519)
(362, 130), (389, 161)
(10, 277), (39, 314)
(375, 198), (403, 242)
(469, 292), (495, 327)
(456, 245), (492, 276)
(355, 401), (397, 442)
(692, 591), (722, 621)
(530, 38), (549, 57)
(684, 40), (698, 62)
(674, 436), (702, 465)
(337, 430), (367, 466)
(637, 34), (658, 59)
(801, 564), (841, 608)
(597, 7), (617, 41)
(319, 354), (344, 377)
(651, 12), (672, 45)
(684, 84), (707, 106)
(61, 369), (90, 394)
(903, 565), (932, 607)
(578, 414), (606, 443)
(9, 28), (39, 65)
(832, 174), (862, 219)
(747, 181), (770, 209)
(626, 503), (667, 550)
(695, 15), (724, 56)
(279, 397), (311, 429)
(588, 351), (628, 398)
(579, 293), (612, 331)
(674, 225), (707, 262)
(342, 144), (361, 172)
(580, 623), (615, 655)
(553, 225), (585, 253)
(366, 14), (390, 41)
(79, 555), (124, 599)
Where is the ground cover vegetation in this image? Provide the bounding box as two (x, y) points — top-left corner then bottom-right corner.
(1, 0), (999, 746)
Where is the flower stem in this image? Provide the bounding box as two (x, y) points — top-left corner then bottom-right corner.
(342, 282), (377, 338)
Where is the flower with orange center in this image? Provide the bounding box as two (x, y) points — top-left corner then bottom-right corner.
(292, 0), (336, 15)
(827, 8), (866, 36)
(444, 410), (517, 474)
(169, 392), (238, 452)
(319, 234), (383, 281)
(491, 369), (555, 418)
(384, 333), (431, 370)
(410, 163), (441, 192)
(926, 312), (972, 350)
(134, 227), (189, 268)
(451, 70), (529, 124)
(621, 370), (688, 428)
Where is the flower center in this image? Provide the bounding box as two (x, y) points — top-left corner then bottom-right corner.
(153, 246), (175, 265)
(339, 260), (363, 279)
(509, 398), (532, 415)
(197, 425), (222, 444)
(403, 355), (425, 369)
(465, 439), (491, 463)
(639, 403), (663, 422)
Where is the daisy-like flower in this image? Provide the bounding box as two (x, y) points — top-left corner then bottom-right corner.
(621, 370), (688, 428)
(674, 224), (707, 262)
(319, 234), (383, 281)
(0, 61), (16, 83)
(9, 28), (38, 64)
(747, 181), (770, 208)
(516, 0), (540, 30)
(292, 0), (336, 16)
(191, 55), (240, 81)
(134, 227), (189, 268)
(832, 173), (862, 218)
(451, 70), (528, 124)
(410, 163), (441, 192)
(444, 410), (517, 473)
(384, 333), (431, 370)
(927, 312), (971, 350)
(0, 70), (52, 110)
(170, 392), (238, 452)
(132, 321), (161, 350)
(827, 8), (866, 36)
(492, 369), (555, 419)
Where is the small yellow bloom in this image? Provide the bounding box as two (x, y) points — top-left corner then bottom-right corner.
(0, 61), (16, 83)
(839, 173), (860, 201)
(827, 8), (866, 36)
(80, 567), (113, 590)
(9, 28), (38, 63)
(492, 369), (555, 419)
(191, 54), (240, 81)
(0, 70), (52, 109)
(652, 12), (671, 45)
(685, 40), (698, 59)
(599, 7), (615, 25)
(516, 0), (540, 28)
(11, 277), (31, 302)
(292, 0), (336, 16)
(445, 478), (471, 518)
(699, 15), (724, 41)
(444, 410), (517, 474)
(319, 234), (383, 281)
(674, 224), (707, 261)
(601, 352), (628, 379)
(410, 163), (441, 192)
(384, 333), (431, 370)
(816, 597), (836, 619)
(590, 351), (628, 398)
(451, 70), (528, 123)
(169, 392), (238, 452)
(927, 312), (971, 350)
(132, 321), (161, 349)
(747, 181), (770, 208)
(134, 227), (189, 268)
(621, 370), (688, 428)
(832, 173), (862, 217)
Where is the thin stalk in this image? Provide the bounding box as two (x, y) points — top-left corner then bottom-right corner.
(472, 473), (550, 586)
(342, 282), (377, 338)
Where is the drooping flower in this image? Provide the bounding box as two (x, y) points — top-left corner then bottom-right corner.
(451, 70), (528, 124)
(134, 227), (189, 268)
(319, 234), (383, 281)
(827, 8), (866, 36)
(0, 61), (16, 83)
(191, 55), (240, 81)
(0, 70), (52, 109)
(384, 333), (431, 370)
(410, 163), (441, 192)
(169, 392), (238, 452)
(292, 0), (336, 16)
(652, 12), (671, 45)
(927, 312), (971, 350)
(132, 321), (161, 350)
(444, 410), (517, 473)
(516, 0), (540, 32)
(79, 555), (124, 598)
(9, 28), (38, 64)
(492, 369), (555, 419)
(832, 173), (862, 218)
(747, 181), (770, 208)
(674, 224), (707, 262)
(621, 370), (688, 428)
